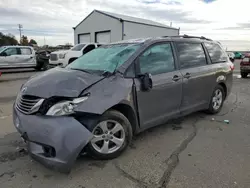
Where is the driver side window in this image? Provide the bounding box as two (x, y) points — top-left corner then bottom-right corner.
(4, 48), (19, 56)
(139, 43), (175, 75)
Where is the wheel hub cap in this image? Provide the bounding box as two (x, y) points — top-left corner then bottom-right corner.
(212, 89), (223, 110)
(91, 120), (125, 154)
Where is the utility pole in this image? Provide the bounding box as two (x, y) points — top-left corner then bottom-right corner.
(18, 24), (23, 43)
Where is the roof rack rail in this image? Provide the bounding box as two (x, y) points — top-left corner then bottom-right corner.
(162, 34), (212, 41)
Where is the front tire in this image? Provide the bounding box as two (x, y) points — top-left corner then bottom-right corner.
(241, 72), (248, 78)
(86, 110), (133, 160)
(206, 85), (225, 114)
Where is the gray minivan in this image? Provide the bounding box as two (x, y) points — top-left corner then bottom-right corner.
(13, 35), (233, 172)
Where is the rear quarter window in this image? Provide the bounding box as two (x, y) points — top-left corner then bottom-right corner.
(204, 42), (228, 63)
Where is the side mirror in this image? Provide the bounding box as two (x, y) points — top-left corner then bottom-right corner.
(0, 52), (7, 57)
(139, 73), (153, 91)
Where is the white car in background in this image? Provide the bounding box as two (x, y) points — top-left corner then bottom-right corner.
(0, 46), (38, 69)
(49, 43), (102, 68)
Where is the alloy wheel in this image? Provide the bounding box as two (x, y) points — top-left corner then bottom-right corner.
(212, 89), (223, 110)
(91, 120), (125, 154)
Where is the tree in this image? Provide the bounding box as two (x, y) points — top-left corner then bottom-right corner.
(20, 35), (29, 45)
(29, 39), (37, 45)
(0, 32), (18, 46)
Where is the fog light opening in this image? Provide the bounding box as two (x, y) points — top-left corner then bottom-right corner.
(42, 146), (56, 158)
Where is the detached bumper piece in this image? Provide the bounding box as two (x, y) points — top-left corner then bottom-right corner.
(13, 107), (93, 173)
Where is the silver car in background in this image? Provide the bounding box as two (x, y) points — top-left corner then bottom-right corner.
(0, 46), (37, 69)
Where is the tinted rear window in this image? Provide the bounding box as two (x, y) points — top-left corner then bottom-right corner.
(204, 42), (228, 63)
(176, 42), (207, 69)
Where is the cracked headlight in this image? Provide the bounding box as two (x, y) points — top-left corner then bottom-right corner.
(46, 96), (88, 116)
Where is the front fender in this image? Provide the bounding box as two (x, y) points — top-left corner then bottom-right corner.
(74, 76), (134, 115)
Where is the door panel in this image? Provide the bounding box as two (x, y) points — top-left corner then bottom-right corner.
(175, 42), (215, 114)
(135, 71), (182, 128)
(0, 48), (19, 68)
(19, 48), (36, 67)
(134, 42), (182, 129)
(180, 65), (215, 113)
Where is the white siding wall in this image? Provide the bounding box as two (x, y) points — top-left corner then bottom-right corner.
(123, 21), (179, 40)
(74, 12), (122, 44)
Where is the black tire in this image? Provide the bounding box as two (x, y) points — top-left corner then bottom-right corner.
(86, 110), (133, 160)
(241, 72), (248, 78)
(206, 85), (225, 114)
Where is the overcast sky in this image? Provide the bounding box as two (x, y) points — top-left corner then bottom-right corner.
(1, 0), (250, 50)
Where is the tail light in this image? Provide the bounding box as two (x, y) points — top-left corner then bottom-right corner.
(230, 64), (235, 71)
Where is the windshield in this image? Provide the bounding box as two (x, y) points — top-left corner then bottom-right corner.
(0, 46), (6, 52)
(67, 43), (141, 74)
(71, 44), (86, 51)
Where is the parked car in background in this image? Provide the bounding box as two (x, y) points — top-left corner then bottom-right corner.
(49, 43), (102, 68)
(0, 46), (40, 70)
(13, 35), (233, 173)
(227, 52), (235, 62)
(234, 52), (243, 59)
(240, 53), (250, 78)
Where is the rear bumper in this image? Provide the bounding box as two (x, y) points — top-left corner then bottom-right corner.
(13, 105), (93, 173)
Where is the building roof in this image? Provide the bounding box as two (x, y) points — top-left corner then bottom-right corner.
(74, 10), (179, 30)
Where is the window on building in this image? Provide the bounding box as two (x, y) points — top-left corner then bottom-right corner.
(176, 42), (207, 69)
(139, 43), (175, 75)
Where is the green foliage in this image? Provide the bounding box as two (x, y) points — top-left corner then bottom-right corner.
(29, 39), (37, 45)
(0, 32), (18, 46)
(20, 35), (29, 45)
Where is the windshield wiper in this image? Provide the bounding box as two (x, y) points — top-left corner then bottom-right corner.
(70, 68), (91, 74)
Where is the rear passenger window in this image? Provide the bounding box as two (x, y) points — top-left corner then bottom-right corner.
(21, 48), (32, 55)
(204, 42), (228, 63)
(139, 43), (175, 75)
(176, 42), (207, 69)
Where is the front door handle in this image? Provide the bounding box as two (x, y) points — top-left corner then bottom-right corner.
(172, 75), (181, 82)
(183, 73), (191, 79)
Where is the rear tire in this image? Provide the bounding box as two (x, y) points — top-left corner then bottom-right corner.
(206, 85), (225, 114)
(241, 72), (248, 78)
(86, 110), (133, 160)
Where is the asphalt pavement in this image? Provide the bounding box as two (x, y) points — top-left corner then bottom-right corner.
(0, 66), (249, 188)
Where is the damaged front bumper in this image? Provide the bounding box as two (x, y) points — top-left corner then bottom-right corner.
(13, 106), (93, 173)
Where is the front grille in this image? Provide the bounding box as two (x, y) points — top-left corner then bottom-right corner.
(16, 95), (43, 115)
(50, 54), (58, 61)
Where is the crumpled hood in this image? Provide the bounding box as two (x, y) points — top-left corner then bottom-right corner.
(22, 67), (104, 98)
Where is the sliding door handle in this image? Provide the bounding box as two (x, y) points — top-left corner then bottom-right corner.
(172, 75), (181, 82)
(183, 73), (191, 79)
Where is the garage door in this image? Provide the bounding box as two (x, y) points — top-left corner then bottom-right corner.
(78, 34), (91, 43)
(96, 31), (111, 44)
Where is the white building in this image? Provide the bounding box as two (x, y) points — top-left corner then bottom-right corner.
(73, 10), (180, 44)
